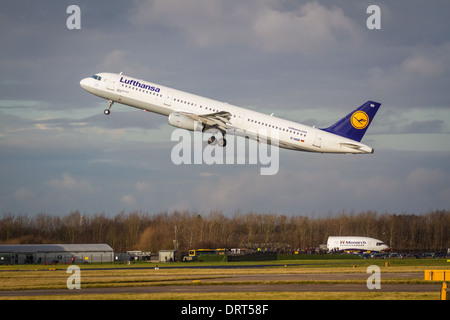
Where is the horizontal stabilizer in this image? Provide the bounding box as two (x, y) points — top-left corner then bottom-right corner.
(340, 143), (362, 150)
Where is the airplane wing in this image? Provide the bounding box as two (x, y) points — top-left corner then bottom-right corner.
(178, 111), (232, 132)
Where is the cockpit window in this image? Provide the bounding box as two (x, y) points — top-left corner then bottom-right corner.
(91, 75), (102, 81)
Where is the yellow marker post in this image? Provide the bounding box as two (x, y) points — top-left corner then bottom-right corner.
(441, 282), (449, 300)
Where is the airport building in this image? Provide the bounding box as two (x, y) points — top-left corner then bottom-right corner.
(0, 244), (114, 265)
(159, 250), (176, 263)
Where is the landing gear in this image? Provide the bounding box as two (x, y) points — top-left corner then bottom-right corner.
(207, 135), (227, 147)
(218, 138), (227, 147)
(104, 100), (114, 115)
(207, 136), (216, 145)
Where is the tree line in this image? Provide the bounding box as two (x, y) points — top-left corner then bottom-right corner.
(0, 210), (448, 253)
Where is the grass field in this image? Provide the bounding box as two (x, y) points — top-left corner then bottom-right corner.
(0, 258), (448, 300)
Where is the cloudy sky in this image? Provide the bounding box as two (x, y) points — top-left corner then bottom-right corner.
(1, 0), (449, 217)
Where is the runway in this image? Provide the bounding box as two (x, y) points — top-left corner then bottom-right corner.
(0, 272), (440, 298)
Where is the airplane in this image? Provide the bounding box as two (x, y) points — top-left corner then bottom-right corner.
(80, 72), (381, 153)
(327, 236), (390, 253)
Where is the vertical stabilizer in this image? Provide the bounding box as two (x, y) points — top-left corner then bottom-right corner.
(322, 101), (381, 142)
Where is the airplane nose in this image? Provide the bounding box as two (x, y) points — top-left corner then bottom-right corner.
(80, 78), (90, 90)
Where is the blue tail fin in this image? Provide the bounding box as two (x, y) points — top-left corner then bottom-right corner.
(322, 101), (381, 142)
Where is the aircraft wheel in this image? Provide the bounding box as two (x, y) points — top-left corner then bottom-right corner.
(218, 138), (227, 147)
(104, 109), (111, 115)
(208, 136), (216, 145)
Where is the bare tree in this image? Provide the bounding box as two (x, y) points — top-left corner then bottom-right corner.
(1, 209), (449, 252)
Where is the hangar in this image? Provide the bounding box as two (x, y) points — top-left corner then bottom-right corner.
(0, 244), (114, 265)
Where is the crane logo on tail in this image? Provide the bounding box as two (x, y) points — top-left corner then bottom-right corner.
(351, 111), (369, 129)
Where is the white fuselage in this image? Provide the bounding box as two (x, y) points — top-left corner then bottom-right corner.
(327, 236), (390, 253)
(80, 72), (374, 154)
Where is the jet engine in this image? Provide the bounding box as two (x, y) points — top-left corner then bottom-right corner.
(168, 112), (203, 132)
